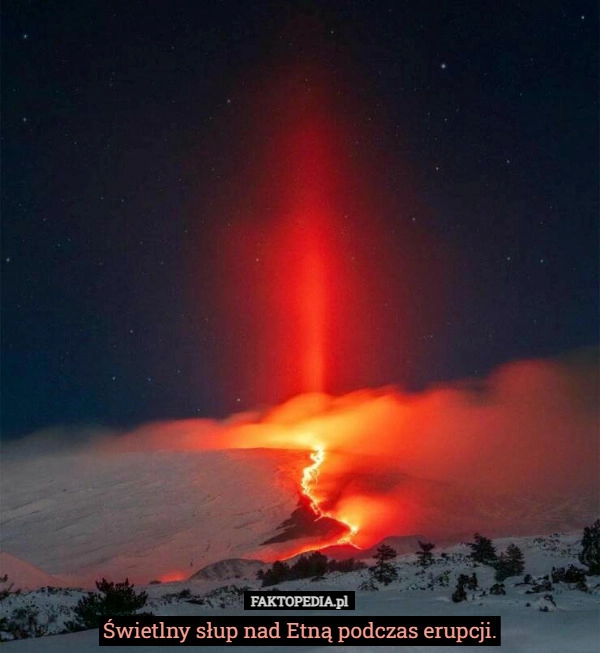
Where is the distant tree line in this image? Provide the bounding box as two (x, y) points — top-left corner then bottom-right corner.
(258, 552), (366, 586)
(451, 520), (600, 602)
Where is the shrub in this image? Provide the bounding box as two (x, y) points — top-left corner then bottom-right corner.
(525, 577), (553, 594)
(552, 565), (587, 584)
(1, 606), (48, 640)
(579, 519), (600, 575)
(358, 577), (379, 591)
(416, 541), (435, 567)
(327, 558), (367, 573)
(451, 574), (469, 602)
(466, 572), (478, 590)
(66, 578), (149, 631)
(0, 574), (19, 601)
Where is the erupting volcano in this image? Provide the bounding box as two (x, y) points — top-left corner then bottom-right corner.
(218, 73), (378, 554)
(272, 99), (365, 550)
(206, 74), (597, 560)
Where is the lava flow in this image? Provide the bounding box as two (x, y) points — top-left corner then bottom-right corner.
(301, 445), (360, 548)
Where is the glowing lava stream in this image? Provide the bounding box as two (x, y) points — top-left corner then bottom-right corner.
(301, 446), (360, 547)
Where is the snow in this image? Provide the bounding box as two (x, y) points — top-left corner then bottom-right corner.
(1, 448), (303, 586)
(0, 554), (66, 591)
(1, 442), (598, 650)
(1, 533), (599, 651)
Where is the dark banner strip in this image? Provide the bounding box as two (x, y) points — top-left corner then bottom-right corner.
(100, 615), (501, 646)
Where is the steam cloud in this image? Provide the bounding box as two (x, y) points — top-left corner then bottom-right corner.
(6, 349), (599, 548)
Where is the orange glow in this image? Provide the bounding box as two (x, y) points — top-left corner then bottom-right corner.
(157, 570), (187, 583)
(106, 355), (599, 561)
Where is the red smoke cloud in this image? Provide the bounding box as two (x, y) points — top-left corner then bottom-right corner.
(108, 349), (598, 550)
(144, 69), (598, 553)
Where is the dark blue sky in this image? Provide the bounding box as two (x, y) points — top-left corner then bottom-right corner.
(2, 0), (597, 437)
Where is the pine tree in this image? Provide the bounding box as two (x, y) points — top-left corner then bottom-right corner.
(291, 552), (328, 579)
(416, 541), (435, 567)
(494, 544), (525, 581)
(66, 578), (149, 631)
(579, 519), (600, 575)
(260, 561), (291, 587)
(370, 544), (398, 585)
(468, 533), (497, 566)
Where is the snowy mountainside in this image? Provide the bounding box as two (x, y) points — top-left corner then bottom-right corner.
(2, 442), (597, 588)
(0, 554), (66, 591)
(189, 558), (266, 581)
(1, 532), (599, 652)
(1, 448), (303, 587)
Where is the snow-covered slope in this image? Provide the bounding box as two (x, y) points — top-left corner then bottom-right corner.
(189, 558), (266, 581)
(1, 532), (599, 652)
(1, 448), (303, 586)
(0, 554), (66, 591)
(2, 442), (597, 588)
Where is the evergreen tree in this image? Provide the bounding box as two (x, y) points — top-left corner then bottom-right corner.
(416, 541), (435, 567)
(494, 544), (525, 581)
(291, 552), (328, 579)
(468, 533), (497, 566)
(327, 558), (367, 573)
(260, 561), (291, 587)
(66, 578), (149, 631)
(579, 519), (600, 575)
(370, 544), (398, 585)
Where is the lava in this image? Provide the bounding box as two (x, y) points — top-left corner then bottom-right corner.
(300, 446), (325, 515)
(300, 445), (360, 548)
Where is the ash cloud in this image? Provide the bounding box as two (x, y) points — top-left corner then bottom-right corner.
(6, 348), (598, 547)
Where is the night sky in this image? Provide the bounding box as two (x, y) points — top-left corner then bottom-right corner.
(2, 1), (597, 438)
